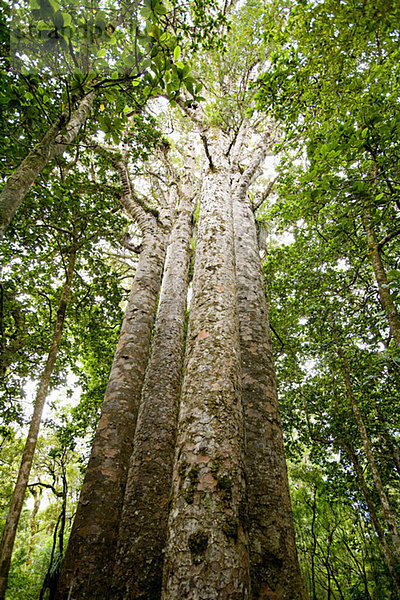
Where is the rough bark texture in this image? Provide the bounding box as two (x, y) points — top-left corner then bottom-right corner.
(233, 193), (307, 600)
(162, 135), (250, 600)
(55, 229), (166, 600)
(362, 210), (400, 348)
(339, 352), (400, 561)
(0, 92), (94, 238)
(0, 248), (76, 600)
(113, 188), (194, 600)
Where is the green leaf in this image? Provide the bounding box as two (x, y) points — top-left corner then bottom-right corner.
(140, 6), (152, 19)
(174, 46), (181, 62)
(97, 48), (107, 58)
(62, 13), (72, 27)
(48, 0), (60, 12)
(37, 20), (51, 31)
(154, 3), (167, 15)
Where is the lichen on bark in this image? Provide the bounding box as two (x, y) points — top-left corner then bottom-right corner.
(161, 132), (251, 600)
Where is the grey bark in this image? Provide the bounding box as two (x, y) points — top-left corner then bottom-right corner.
(362, 209), (400, 348)
(55, 161), (168, 600)
(233, 186), (307, 600)
(162, 133), (251, 600)
(113, 175), (194, 599)
(0, 246), (77, 600)
(0, 92), (94, 238)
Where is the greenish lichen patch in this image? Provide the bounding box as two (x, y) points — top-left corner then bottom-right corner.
(222, 517), (238, 540)
(210, 459), (221, 477)
(182, 464), (200, 504)
(216, 474), (233, 502)
(188, 530), (209, 556)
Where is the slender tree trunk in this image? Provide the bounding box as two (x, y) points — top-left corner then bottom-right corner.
(310, 488), (317, 600)
(340, 439), (400, 593)
(0, 92), (94, 238)
(162, 134), (250, 600)
(362, 209), (400, 347)
(0, 247), (77, 600)
(232, 192), (307, 600)
(338, 351), (400, 561)
(26, 487), (42, 566)
(55, 230), (167, 600)
(372, 398), (400, 477)
(113, 187), (194, 600)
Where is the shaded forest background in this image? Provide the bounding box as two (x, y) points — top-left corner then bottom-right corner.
(0, 0), (399, 598)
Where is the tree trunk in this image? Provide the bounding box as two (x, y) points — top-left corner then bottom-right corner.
(362, 209), (400, 348)
(310, 488), (317, 600)
(26, 487), (42, 566)
(339, 352), (400, 561)
(340, 439), (400, 593)
(55, 231), (167, 600)
(0, 93), (94, 238)
(372, 398), (400, 477)
(0, 247), (77, 600)
(113, 187), (194, 600)
(232, 192), (307, 600)
(162, 134), (250, 600)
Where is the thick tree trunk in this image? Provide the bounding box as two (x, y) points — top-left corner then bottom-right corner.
(113, 189), (194, 599)
(162, 135), (250, 600)
(55, 232), (167, 600)
(233, 193), (307, 600)
(339, 352), (400, 561)
(362, 209), (400, 348)
(0, 247), (76, 600)
(0, 93), (94, 238)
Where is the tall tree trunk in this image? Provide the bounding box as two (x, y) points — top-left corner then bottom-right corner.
(0, 247), (77, 600)
(338, 351), (400, 561)
(113, 187), (194, 600)
(232, 192), (307, 600)
(55, 228), (167, 600)
(340, 439), (400, 593)
(362, 209), (400, 347)
(310, 488), (317, 600)
(162, 134), (251, 600)
(26, 487), (42, 566)
(0, 93), (94, 238)
(371, 398), (400, 477)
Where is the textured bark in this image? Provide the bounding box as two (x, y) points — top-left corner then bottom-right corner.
(0, 92), (94, 238)
(0, 247), (76, 600)
(162, 134), (250, 600)
(113, 187), (194, 600)
(55, 230), (167, 600)
(362, 210), (400, 348)
(339, 351), (400, 562)
(233, 192), (307, 600)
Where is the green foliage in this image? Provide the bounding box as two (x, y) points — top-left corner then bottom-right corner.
(1, 1), (400, 597)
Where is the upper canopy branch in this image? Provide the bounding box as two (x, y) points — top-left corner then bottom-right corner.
(95, 145), (161, 235)
(236, 131), (273, 200)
